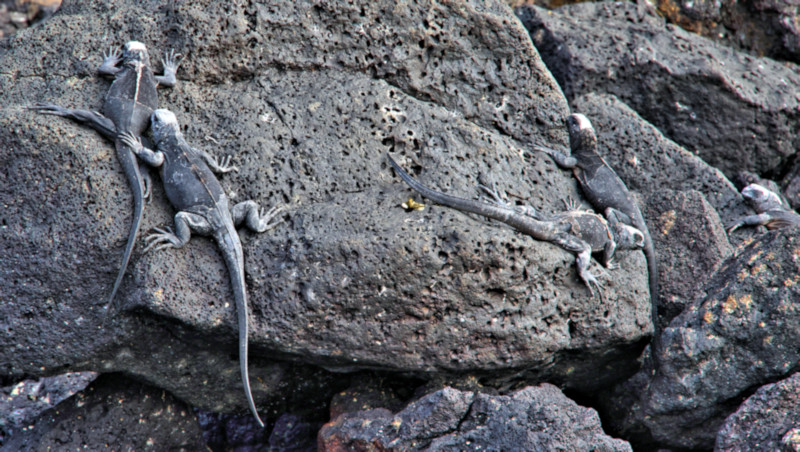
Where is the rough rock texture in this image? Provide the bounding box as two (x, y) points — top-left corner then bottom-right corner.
(568, 93), (743, 328)
(644, 189), (734, 330)
(318, 385), (632, 451)
(1, 0), (655, 425)
(715, 372), (800, 452)
(604, 227), (800, 450)
(0, 373), (205, 451)
(655, 0), (800, 64)
(0, 372), (96, 445)
(517, 1), (800, 179)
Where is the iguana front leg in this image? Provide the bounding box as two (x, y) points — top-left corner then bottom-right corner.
(195, 148), (238, 174)
(534, 144), (578, 169)
(120, 132), (165, 168)
(155, 50), (182, 88)
(98, 47), (122, 76)
(550, 232), (603, 302)
(726, 214), (771, 234)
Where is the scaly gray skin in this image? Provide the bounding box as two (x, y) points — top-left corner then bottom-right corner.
(120, 109), (284, 429)
(31, 41), (181, 311)
(728, 184), (800, 233)
(387, 154), (645, 300)
(536, 113), (660, 354)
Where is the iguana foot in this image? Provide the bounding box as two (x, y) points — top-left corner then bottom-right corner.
(143, 227), (183, 253)
(156, 49), (182, 87)
(119, 131), (143, 151)
(563, 197), (583, 212)
(29, 103), (69, 116)
(98, 47), (122, 75)
(212, 154), (239, 173)
(258, 205), (286, 232)
(478, 183), (510, 207)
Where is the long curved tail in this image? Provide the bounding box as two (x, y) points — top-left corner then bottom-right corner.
(107, 141), (146, 311)
(216, 223), (265, 428)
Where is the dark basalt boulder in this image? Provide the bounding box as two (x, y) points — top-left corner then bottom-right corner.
(603, 227), (800, 450)
(517, 1), (800, 180)
(318, 385), (632, 451)
(715, 371), (800, 452)
(1, 374), (205, 451)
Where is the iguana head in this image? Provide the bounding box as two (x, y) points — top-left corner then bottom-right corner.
(614, 223), (645, 250)
(122, 41), (150, 65)
(742, 184), (784, 213)
(566, 113), (597, 153)
(150, 109), (181, 144)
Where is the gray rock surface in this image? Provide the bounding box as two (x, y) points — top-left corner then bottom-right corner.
(517, 1), (800, 179)
(643, 188), (733, 330)
(0, 372), (96, 445)
(1, 0), (649, 430)
(604, 227), (800, 450)
(715, 371), (800, 452)
(318, 384), (632, 451)
(653, 0), (800, 64)
(0, 373), (205, 451)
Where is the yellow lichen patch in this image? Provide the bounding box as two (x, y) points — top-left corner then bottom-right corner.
(748, 250), (764, 264)
(402, 198), (425, 211)
(703, 310), (716, 324)
(752, 263), (767, 275)
(722, 295), (738, 314)
(763, 336), (774, 345)
(153, 288), (165, 303)
(785, 275), (800, 287)
(765, 251), (776, 261)
(738, 268), (749, 281)
(793, 248), (800, 261)
(660, 210), (677, 236)
(740, 294), (753, 310)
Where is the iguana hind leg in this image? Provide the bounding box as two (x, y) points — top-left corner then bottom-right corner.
(29, 105), (116, 140)
(144, 212), (211, 253)
(231, 201), (285, 233)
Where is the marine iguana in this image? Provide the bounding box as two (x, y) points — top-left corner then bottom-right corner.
(31, 41), (181, 310)
(387, 154), (644, 299)
(120, 109), (284, 428)
(535, 114), (660, 351)
(727, 184), (800, 233)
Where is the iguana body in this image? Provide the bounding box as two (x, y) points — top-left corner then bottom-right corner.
(387, 154), (644, 298)
(31, 41), (180, 309)
(121, 109), (284, 428)
(536, 114), (660, 349)
(728, 184), (800, 232)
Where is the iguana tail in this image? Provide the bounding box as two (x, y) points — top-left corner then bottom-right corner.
(106, 141), (146, 311)
(215, 222), (265, 428)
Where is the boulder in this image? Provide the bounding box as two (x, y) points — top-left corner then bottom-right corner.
(1, 374), (205, 451)
(1, 0), (648, 424)
(715, 372), (800, 452)
(517, 1), (800, 179)
(604, 227), (800, 450)
(318, 384), (632, 451)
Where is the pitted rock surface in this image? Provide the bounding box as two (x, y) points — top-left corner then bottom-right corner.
(318, 385), (632, 451)
(603, 227), (800, 450)
(516, 1), (800, 179)
(0, 374), (205, 451)
(715, 371), (800, 452)
(1, 0), (652, 420)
